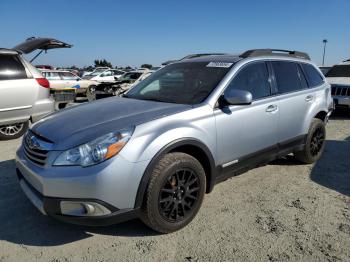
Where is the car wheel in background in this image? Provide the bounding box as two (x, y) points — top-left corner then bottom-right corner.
(87, 85), (97, 102)
(294, 119), (326, 164)
(0, 121), (29, 140)
(140, 152), (206, 233)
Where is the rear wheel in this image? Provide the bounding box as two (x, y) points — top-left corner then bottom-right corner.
(294, 119), (326, 164)
(0, 121), (29, 140)
(140, 152), (206, 233)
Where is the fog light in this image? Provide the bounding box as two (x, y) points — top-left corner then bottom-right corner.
(60, 201), (112, 216)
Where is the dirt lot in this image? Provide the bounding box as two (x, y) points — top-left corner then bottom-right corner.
(0, 112), (349, 262)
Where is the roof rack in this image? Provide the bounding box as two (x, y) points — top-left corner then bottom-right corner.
(343, 59), (350, 62)
(0, 48), (19, 55)
(240, 49), (310, 60)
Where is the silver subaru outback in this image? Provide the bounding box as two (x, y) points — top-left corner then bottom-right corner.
(16, 49), (333, 233)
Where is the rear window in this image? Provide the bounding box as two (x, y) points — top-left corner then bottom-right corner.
(272, 61), (304, 94)
(326, 65), (350, 78)
(0, 54), (27, 80)
(302, 63), (324, 87)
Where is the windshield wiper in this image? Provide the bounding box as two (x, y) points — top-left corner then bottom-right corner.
(138, 97), (166, 103)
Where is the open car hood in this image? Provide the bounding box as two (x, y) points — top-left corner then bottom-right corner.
(13, 37), (72, 54)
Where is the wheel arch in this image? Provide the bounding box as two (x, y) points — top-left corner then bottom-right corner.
(134, 138), (217, 209)
(313, 110), (328, 122)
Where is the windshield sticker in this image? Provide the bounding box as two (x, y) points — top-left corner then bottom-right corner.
(207, 62), (233, 68)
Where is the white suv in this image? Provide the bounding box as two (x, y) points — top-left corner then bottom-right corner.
(326, 59), (350, 109)
(0, 49), (54, 140)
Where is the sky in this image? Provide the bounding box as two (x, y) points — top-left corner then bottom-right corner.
(0, 0), (349, 68)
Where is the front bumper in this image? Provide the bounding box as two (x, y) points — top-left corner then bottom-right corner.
(333, 96), (350, 108)
(17, 170), (139, 226)
(15, 146), (149, 226)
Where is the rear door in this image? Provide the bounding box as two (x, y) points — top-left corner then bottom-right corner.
(59, 72), (80, 88)
(271, 60), (315, 145)
(0, 54), (37, 123)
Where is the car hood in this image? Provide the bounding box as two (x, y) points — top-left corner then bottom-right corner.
(326, 77), (350, 85)
(31, 97), (191, 150)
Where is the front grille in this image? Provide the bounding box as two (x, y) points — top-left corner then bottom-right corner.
(331, 85), (350, 97)
(23, 132), (52, 166)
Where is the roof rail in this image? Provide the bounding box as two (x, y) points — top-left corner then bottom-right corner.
(240, 49), (310, 60)
(343, 59), (350, 62)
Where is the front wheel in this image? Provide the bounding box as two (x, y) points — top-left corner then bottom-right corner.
(294, 119), (326, 164)
(0, 121), (29, 140)
(87, 85), (96, 102)
(140, 152), (206, 233)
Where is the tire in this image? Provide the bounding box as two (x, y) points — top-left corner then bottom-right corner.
(87, 85), (96, 102)
(0, 121), (29, 140)
(294, 119), (326, 164)
(140, 152), (206, 233)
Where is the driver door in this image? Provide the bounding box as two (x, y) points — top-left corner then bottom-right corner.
(214, 61), (279, 173)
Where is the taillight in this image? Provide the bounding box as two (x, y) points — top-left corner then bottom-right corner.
(35, 78), (50, 88)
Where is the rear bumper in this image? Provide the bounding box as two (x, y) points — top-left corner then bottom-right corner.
(17, 168), (140, 226)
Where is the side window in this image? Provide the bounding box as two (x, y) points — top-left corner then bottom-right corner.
(302, 63), (324, 88)
(44, 72), (61, 80)
(271, 61), (303, 94)
(60, 72), (78, 80)
(225, 62), (271, 100)
(0, 54), (27, 80)
(101, 70), (112, 77)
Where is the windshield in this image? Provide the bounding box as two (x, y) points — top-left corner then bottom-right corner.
(119, 72), (143, 81)
(89, 69), (108, 76)
(326, 65), (350, 77)
(125, 62), (233, 104)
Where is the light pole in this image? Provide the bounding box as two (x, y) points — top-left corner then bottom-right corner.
(322, 39), (328, 66)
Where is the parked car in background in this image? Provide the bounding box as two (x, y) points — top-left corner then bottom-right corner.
(82, 67), (110, 77)
(319, 66), (332, 76)
(0, 37), (71, 140)
(41, 69), (100, 109)
(41, 70), (99, 95)
(325, 59), (350, 109)
(83, 69), (125, 82)
(0, 49), (53, 140)
(16, 49), (332, 233)
(88, 69), (154, 99)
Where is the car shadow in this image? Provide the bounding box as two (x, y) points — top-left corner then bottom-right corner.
(0, 159), (157, 247)
(309, 136), (350, 197)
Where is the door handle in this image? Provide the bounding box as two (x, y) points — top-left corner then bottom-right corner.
(305, 95), (314, 102)
(266, 104), (278, 113)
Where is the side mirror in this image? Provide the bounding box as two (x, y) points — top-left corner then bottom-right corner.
(222, 89), (252, 106)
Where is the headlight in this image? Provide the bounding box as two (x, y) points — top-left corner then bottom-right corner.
(53, 127), (134, 167)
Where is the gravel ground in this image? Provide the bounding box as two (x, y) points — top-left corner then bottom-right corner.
(0, 112), (349, 262)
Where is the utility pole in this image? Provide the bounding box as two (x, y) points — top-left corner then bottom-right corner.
(322, 39), (328, 66)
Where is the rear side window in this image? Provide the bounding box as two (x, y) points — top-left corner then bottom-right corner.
(302, 63), (324, 87)
(43, 72), (61, 80)
(0, 54), (27, 80)
(272, 61), (303, 94)
(226, 62), (271, 100)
